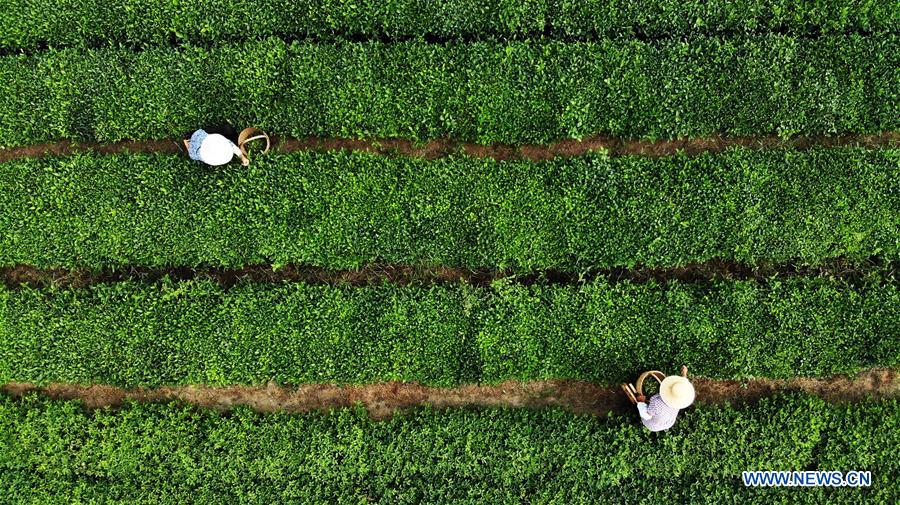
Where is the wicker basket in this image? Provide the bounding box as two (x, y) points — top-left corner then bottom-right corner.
(237, 127), (270, 157)
(622, 369), (686, 403)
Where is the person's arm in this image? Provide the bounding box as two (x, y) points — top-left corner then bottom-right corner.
(232, 142), (250, 166)
(637, 402), (652, 420)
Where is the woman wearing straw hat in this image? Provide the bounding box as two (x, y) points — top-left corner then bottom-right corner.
(622, 366), (695, 432)
(182, 125), (271, 166)
(183, 126), (250, 166)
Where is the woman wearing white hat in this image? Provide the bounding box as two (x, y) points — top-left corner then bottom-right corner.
(622, 366), (695, 432)
(183, 127), (250, 166)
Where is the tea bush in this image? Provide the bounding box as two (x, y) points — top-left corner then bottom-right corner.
(0, 35), (895, 146)
(0, 393), (895, 503)
(1, 278), (896, 387)
(0, 0), (894, 50)
(1, 148), (897, 269)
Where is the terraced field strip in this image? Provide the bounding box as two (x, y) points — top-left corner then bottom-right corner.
(3, 0), (894, 50)
(1, 278), (896, 387)
(3, 148), (897, 270)
(1, 393), (896, 503)
(2, 35), (895, 146)
(3, 368), (895, 420)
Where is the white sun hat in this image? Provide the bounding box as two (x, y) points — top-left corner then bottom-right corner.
(659, 375), (695, 409)
(198, 133), (238, 166)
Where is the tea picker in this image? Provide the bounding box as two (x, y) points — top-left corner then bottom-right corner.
(183, 126), (270, 166)
(622, 366), (695, 432)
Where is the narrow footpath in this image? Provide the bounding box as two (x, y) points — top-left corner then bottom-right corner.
(3, 368), (895, 420)
(1, 131), (897, 164)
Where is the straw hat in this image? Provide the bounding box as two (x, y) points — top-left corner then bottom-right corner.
(199, 134), (236, 166)
(659, 375), (695, 409)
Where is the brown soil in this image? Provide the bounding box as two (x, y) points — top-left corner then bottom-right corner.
(3, 258), (894, 290)
(2, 368), (895, 420)
(0, 139), (181, 162)
(0, 263), (494, 289)
(1, 132), (897, 164)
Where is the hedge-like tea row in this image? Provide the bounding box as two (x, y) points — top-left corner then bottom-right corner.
(1, 0), (894, 50)
(1, 278), (897, 387)
(1, 35), (896, 146)
(0, 394), (896, 503)
(1, 148), (897, 270)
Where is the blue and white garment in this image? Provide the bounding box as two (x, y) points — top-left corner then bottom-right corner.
(187, 129), (243, 165)
(187, 129), (209, 161)
(637, 394), (679, 432)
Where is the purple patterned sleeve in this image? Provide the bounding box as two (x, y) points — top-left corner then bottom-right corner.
(639, 394), (679, 432)
(187, 129), (208, 160)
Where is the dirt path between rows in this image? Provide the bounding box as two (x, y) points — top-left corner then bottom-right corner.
(4, 257), (895, 289)
(2, 369), (895, 420)
(1, 132), (897, 164)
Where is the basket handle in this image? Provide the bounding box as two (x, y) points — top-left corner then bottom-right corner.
(237, 127), (270, 156)
(635, 370), (666, 397)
